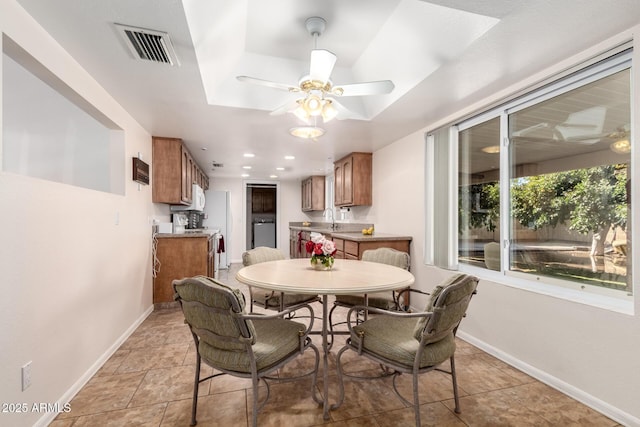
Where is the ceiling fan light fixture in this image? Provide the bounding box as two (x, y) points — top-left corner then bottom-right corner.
(290, 126), (325, 139)
(481, 145), (500, 154)
(303, 94), (323, 116)
(293, 100), (310, 121)
(322, 100), (338, 122)
(610, 138), (631, 154)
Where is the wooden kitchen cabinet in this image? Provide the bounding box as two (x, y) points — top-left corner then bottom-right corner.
(153, 234), (215, 304)
(332, 236), (411, 260)
(152, 136), (209, 205)
(301, 176), (325, 211)
(334, 152), (372, 207)
(252, 187), (276, 213)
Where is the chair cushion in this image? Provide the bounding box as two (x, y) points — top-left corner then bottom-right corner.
(412, 274), (474, 341)
(351, 316), (456, 368)
(335, 292), (397, 310)
(199, 318), (305, 373)
(242, 247), (285, 266)
(361, 248), (410, 270)
(174, 276), (257, 349)
(254, 292), (319, 309)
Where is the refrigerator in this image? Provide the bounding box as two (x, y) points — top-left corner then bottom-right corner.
(204, 190), (231, 270)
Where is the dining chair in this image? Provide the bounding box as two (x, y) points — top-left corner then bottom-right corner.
(242, 246), (320, 312)
(173, 275), (321, 427)
(328, 247), (410, 345)
(333, 273), (479, 427)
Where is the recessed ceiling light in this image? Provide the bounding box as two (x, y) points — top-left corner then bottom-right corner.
(270, 174), (278, 179)
(243, 153), (255, 158)
(241, 173), (250, 178)
(243, 165), (252, 169)
(284, 155), (295, 160)
(276, 167), (285, 171)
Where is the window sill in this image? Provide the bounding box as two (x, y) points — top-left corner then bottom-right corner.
(458, 264), (634, 315)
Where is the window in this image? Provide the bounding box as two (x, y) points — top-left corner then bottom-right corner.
(455, 51), (632, 299)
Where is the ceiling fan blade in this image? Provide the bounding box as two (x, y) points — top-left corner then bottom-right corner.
(309, 49), (336, 83)
(333, 80), (395, 97)
(236, 75), (298, 92)
(327, 98), (364, 121)
(269, 98), (300, 116)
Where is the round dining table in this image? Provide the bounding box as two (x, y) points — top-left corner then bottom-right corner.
(236, 258), (415, 420)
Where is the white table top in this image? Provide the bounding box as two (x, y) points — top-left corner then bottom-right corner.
(236, 258), (415, 295)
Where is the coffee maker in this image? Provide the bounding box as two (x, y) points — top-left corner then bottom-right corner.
(172, 212), (189, 234)
(187, 211), (204, 229)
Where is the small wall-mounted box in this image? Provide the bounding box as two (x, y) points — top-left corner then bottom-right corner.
(133, 157), (149, 185)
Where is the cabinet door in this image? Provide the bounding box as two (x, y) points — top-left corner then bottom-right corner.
(154, 237), (208, 303)
(252, 188), (276, 213)
(301, 178), (311, 211)
(152, 137), (183, 204)
(252, 190), (263, 213)
(263, 190), (275, 213)
(181, 147), (192, 203)
(342, 156), (353, 205)
(334, 163), (344, 205)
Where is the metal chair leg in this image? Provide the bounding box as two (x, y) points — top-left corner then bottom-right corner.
(412, 369), (421, 426)
(190, 352), (201, 426)
(450, 355), (461, 413)
(251, 376), (259, 427)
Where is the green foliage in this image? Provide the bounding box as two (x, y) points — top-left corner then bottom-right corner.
(511, 164), (627, 234)
(461, 164), (628, 237)
(458, 182), (500, 233)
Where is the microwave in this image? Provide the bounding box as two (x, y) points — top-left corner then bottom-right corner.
(170, 184), (206, 212)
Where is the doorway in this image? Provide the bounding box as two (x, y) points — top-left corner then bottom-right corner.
(245, 183), (278, 250)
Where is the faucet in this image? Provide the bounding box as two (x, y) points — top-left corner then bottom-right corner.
(323, 208), (336, 230)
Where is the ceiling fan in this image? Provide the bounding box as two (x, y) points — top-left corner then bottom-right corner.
(236, 17), (395, 125)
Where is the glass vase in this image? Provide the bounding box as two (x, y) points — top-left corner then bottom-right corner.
(311, 257), (334, 271)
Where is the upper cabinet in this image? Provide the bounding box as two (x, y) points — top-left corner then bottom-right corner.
(252, 187), (276, 213)
(334, 152), (372, 207)
(301, 176), (325, 212)
(153, 136), (209, 205)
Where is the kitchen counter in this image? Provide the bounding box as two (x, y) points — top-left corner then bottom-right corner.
(290, 222), (412, 259)
(289, 222), (372, 235)
(330, 231), (412, 242)
(155, 229), (218, 238)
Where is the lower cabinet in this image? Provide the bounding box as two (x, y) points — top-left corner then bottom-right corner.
(153, 235), (215, 303)
(289, 228), (411, 260)
(332, 237), (411, 260)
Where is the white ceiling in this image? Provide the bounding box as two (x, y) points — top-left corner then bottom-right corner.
(13, 0), (640, 181)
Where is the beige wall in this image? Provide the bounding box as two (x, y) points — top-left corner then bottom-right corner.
(1, 2), (154, 426)
(2, 1), (639, 425)
(370, 30), (640, 426)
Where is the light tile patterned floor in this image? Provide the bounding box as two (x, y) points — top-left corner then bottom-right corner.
(51, 264), (619, 426)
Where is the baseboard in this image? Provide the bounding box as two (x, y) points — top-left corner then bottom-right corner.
(34, 305), (154, 427)
(457, 331), (640, 427)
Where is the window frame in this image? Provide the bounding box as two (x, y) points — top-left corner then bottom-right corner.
(440, 49), (634, 314)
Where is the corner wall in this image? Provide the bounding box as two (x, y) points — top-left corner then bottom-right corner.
(0, 2), (154, 426)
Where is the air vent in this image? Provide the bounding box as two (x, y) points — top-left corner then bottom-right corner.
(212, 162), (224, 169)
(115, 23), (180, 66)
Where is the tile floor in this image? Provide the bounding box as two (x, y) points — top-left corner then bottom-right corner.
(51, 264), (619, 427)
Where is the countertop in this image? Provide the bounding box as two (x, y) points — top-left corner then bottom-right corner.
(290, 223), (411, 242)
(155, 229), (218, 238)
(289, 222), (371, 234)
(330, 232), (412, 242)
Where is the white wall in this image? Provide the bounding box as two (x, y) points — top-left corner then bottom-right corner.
(371, 29), (640, 426)
(209, 177), (308, 261)
(0, 2), (154, 426)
